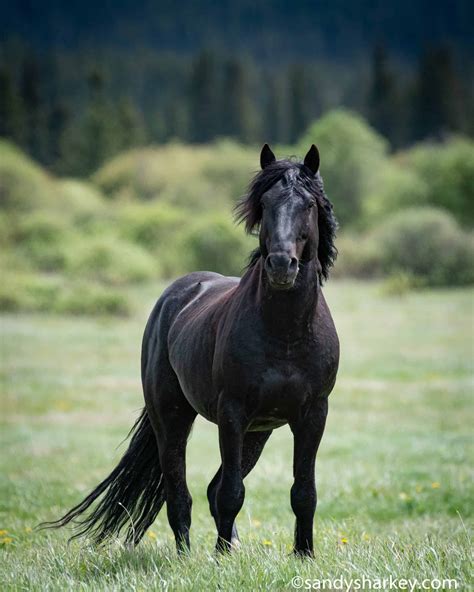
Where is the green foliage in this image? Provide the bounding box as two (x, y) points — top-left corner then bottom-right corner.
(332, 233), (383, 279)
(67, 237), (159, 285)
(0, 272), (130, 316)
(54, 283), (130, 316)
(93, 141), (255, 206)
(402, 138), (474, 225)
(363, 161), (429, 224)
(372, 207), (474, 286)
(298, 110), (388, 227)
(379, 271), (422, 297)
(11, 213), (72, 271)
(338, 208), (474, 287)
(0, 140), (57, 212)
(181, 214), (256, 276)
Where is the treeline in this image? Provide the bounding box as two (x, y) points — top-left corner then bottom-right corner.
(0, 41), (472, 176)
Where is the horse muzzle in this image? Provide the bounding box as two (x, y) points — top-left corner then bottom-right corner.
(264, 253), (299, 289)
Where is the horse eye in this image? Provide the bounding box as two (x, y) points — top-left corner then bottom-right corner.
(307, 203), (314, 210)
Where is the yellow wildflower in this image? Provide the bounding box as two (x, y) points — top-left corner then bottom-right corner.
(431, 482), (441, 489)
(0, 537), (13, 544)
(147, 531), (157, 539)
(340, 537), (348, 544)
(262, 539), (272, 546)
(0, 530), (8, 536)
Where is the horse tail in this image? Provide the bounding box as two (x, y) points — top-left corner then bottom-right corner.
(39, 409), (165, 545)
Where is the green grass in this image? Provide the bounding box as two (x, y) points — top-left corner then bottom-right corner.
(1, 281), (473, 591)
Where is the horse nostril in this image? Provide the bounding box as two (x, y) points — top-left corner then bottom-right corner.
(266, 256), (274, 271)
(289, 257), (298, 272)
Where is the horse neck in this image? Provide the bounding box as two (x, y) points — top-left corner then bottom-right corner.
(247, 258), (320, 342)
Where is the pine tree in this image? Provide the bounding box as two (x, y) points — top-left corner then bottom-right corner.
(414, 46), (465, 141)
(220, 57), (258, 143)
(115, 97), (146, 150)
(368, 45), (393, 136)
(288, 64), (311, 143)
(47, 100), (70, 169)
(263, 70), (288, 144)
(0, 64), (25, 145)
(19, 52), (46, 160)
(189, 50), (218, 143)
(59, 67), (120, 176)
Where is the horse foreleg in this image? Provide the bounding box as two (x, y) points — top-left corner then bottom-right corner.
(214, 397), (247, 553)
(290, 398), (328, 557)
(207, 429), (272, 546)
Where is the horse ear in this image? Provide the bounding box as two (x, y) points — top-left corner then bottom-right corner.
(303, 144), (320, 174)
(260, 143), (276, 169)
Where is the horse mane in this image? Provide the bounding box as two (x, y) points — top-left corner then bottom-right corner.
(234, 159), (338, 283)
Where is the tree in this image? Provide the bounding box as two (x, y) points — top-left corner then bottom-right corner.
(367, 44), (404, 146)
(0, 65), (25, 145)
(288, 64), (311, 143)
(263, 71), (288, 144)
(220, 57), (258, 143)
(19, 52), (46, 160)
(115, 97), (146, 150)
(414, 46), (466, 141)
(58, 68), (121, 176)
(189, 50), (218, 143)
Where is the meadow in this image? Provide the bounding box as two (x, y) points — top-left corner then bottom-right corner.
(1, 280), (472, 591)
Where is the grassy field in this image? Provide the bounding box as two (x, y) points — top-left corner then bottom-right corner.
(1, 281), (473, 591)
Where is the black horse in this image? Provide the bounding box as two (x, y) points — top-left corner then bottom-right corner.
(43, 144), (339, 557)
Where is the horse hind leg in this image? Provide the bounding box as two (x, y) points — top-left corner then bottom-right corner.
(144, 350), (197, 553)
(207, 430), (272, 548)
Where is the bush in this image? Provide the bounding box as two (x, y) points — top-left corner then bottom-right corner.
(372, 207), (474, 286)
(118, 202), (186, 249)
(67, 236), (160, 285)
(402, 137), (474, 226)
(0, 272), (130, 316)
(332, 233), (383, 279)
(298, 110), (388, 228)
(181, 214), (256, 276)
(363, 162), (429, 224)
(58, 179), (106, 224)
(0, 140), (58, 212)
(54, 284), (130, 316)
(12, 214), (73, 272)
(92, 141), (254, 209)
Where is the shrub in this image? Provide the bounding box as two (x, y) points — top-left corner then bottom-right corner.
(332, 233), (383, 279)
(181, 214), (256, 276)
(298, 110), (388, 228)
(66, 236), (159, 285)
(92, 141), (254, 209)
(363, 162), (429, 225)
(0, 272), (130, 316)
(0, 140), (58, 212)
(54, 284), (130, 316)
(58, 179), (106, 224)
(118, 202), (187, 249)
(402, 137), (474, 226)
(12, 214), (73, 272)
(372, 208), (474, 286)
